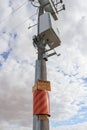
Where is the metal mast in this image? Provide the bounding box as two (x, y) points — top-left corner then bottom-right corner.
(28, 1), (65, 130)
(33, 6), (49, 130)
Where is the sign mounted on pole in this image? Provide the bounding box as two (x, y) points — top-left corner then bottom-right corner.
(37, 80), (51, 91)
(33, 91), (50, 116)
(39, 115), (49, 120)
(32, 80), (51, 92)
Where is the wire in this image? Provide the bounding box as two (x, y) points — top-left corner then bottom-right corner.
(0, 11), (37, 42)
(0, 1), (38, 55)
(9, 6), (39, 32)
(12, 0), (28, 13)
(0, 15), (36, 56)
(0, 0), (28, 24)
(11, 12), (37, 31)
(0, 2), (38, 42)
(31, 1), (39, 8)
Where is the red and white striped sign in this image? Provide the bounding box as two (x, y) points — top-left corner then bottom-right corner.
(33, 91), (50, 116)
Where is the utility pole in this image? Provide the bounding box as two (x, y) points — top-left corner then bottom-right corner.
(28, 0), (65, 130)
(33, 7), (49, 130)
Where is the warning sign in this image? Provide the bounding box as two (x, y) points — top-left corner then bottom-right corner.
(37, 80), (51, 91)
(32, 85), (37, 92)
(39, 115), (49, 120)
(32, 80), (51, 92)
(33, 91), (50, 116)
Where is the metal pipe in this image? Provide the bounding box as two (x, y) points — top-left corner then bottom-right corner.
(47, 52), (56, 57)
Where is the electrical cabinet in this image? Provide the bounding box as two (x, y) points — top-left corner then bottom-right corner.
(38, 0), (57, 20)
(39, 12), (61, 49)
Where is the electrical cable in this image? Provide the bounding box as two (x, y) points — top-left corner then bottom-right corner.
(31, 1), (39, 8)
(0, 0), (29, 24)
(11, 12), (38, 31)
(12, 0), (28, 13)
(0, 1), (38, 43)
(10, 6), (39, 31)
(0, 11), (38, 42)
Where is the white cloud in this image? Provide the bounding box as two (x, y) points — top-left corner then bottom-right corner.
(0, 122), (31, 130)
(0, 0), (12, 21)
(0, 56), (35, 126)
(0, 0), (87, 129)
(0, 38), (9, 53)
(52, 122), (87, 130)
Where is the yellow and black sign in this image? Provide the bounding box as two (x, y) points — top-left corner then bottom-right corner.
(37, 80), (51, 91)
(39, 115), (49, 120)
(32, 80), (51, 92)
(32, 84), (37, 92)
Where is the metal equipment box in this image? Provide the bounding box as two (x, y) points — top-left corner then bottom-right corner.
(39, 12), (61, 49)
(38, 0), (57, 20)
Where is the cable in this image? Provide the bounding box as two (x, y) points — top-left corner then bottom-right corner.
(0, 3), (38, 55)
(31, 1), (39, 8)
(0, 11), (37, 42)
(11, 12), (38, 31)
(12, 0), (28, 13)
(0, 0), (29, 24)
(0, 2), (38, 43)
(10, 5), (39, 31)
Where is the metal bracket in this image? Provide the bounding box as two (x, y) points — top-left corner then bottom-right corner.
(57, 4), (65, 13)
(43, 49), (61, 61)
(28, 23), (37, 29)
(32, 35), (47, 57)
(55, 0), (63, 6)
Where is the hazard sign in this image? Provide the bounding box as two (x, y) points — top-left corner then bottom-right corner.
(37, 80), (51, 91)
(39, 115), (49, 120)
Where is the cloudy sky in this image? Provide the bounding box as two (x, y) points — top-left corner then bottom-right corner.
(0, 0), (87, 130)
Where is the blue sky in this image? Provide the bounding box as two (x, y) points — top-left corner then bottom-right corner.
(51, 105), (87, 127)
(0, 0), (87, 130)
